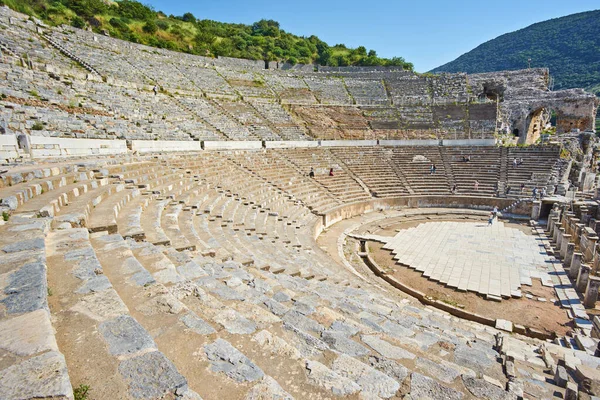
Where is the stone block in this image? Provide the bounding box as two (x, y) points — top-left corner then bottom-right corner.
(554, 365), (569, 388)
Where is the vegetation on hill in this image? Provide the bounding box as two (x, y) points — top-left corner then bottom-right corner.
(431, 10), (600, 96)
(1, 0), (413, 69)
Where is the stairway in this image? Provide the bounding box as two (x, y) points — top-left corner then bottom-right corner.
(41, 33), (101, 76)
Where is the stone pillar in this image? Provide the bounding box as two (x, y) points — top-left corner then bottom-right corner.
(549, 216), (561, 235)
(584, 276), (600, 308)
(564, 243), (575, 269)
(560, 234), (572, 259)
(546, 215), (555, 233)
(531, 200), (541, 221)
(587, 236), (599, 262)
(576, 264), (591, 293)
(569, 253), (583, 280)
(556, 228), (565, 252)
(592, 219), (600, 236)
(552, 224), (560, 244)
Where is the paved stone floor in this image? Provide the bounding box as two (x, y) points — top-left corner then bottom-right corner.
(382, 221), (552, 299)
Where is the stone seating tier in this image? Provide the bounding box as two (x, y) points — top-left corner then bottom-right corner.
(0, 148), (583, 399)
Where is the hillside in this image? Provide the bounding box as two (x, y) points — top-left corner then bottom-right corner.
(431, 10), (600, 95)
(0, 0), (413, 69)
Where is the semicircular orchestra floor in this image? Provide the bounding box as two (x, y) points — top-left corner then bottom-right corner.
(379, 220), (552, 300)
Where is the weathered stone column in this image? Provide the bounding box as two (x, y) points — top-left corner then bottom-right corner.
(552, 223), (560, 244)
(556, 228), (565, 252)
(584, 276), (600, 308)
(564, 243), (575, 269)
(549, 216), (561, 235)
(586, 236), (599, 262)
(569, 253), (583, 280)
(560, 234), (572, 259)
(531, 200), (541, 221)
(576, 264), (591, 293)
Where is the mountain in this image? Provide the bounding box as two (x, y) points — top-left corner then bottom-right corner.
(0, 0), (413, 69)
(431, 10), (600, 96)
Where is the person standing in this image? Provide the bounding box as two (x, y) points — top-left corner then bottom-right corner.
(474, 180), (479, 191)
(309, 167), (315, 178)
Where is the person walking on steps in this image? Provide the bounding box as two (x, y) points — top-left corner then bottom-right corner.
(329, 168), (334, 177)
(488, 212), (494, 225)
(430, 164), (436, 174)
(474, 180), (479, 191)
(153, 85), (159, 96)
(532, 187), (538, 201)
(309, 167), (315, 178)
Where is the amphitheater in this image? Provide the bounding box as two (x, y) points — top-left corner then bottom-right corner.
(2, 5), (600, 400)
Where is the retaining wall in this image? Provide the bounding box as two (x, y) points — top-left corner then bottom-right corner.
(131, 140), (201, 153)
(0, 135), (19, 160)
(312, 196), (525, 237)
(203, 141), (263, 150)
(29, 136), (127, 158)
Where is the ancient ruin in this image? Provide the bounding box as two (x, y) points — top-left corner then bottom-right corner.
(2, 4), (600, 399)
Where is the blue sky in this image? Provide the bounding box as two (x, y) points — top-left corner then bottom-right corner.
(144, 0), (599, 72)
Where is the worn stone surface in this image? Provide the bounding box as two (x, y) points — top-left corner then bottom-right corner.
(0, 309), (58, 356)
(369, 355), (410, 383)
(462, 375), (514, 400)
(204, 338), (264, 382)
(416, 357), (461, 383)
(263, 298), (289, 316)
(1, 262), (47, 314)
(253, 330), (302, 360)
(119, 351), (187, 398)
(99, 315), (157, 355)
(362, 335), (416, 360)
(330, 320), (361, 336)
(282, 310), (324, 333)
(332, 354), (400, 398)
(454, 343), (496, 371)
(76, 275), (112, 294)
(0, 351), (72, 399)
(2, 237), (45, 253)
(214, 309), (257, 334)
(321, 330), (370, 356)
(181, 313), (216, 335)
(305, 360), (361, 396)
(131, 269), (156, 286)
(70, 289), (129, 322)
(409, 372), (464, 400)
(283, 323), (329, 357)
(244, 376), (294, 400)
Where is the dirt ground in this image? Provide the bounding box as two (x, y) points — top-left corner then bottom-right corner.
(369, 219), (572, 336)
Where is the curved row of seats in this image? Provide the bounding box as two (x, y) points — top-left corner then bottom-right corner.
(0, 147), (576, 399)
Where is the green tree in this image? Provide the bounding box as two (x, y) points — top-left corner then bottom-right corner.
(181, 12), (196, 23)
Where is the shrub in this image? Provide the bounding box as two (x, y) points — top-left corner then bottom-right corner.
(142, 21), (158, 34)
(2, 211), (9, 221)
(70, 16), (85, 29)
(31, 121), (44, 130)
(156, 20), (169, 30)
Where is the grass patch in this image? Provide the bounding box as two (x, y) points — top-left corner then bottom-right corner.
(73, 384), (90, 400)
